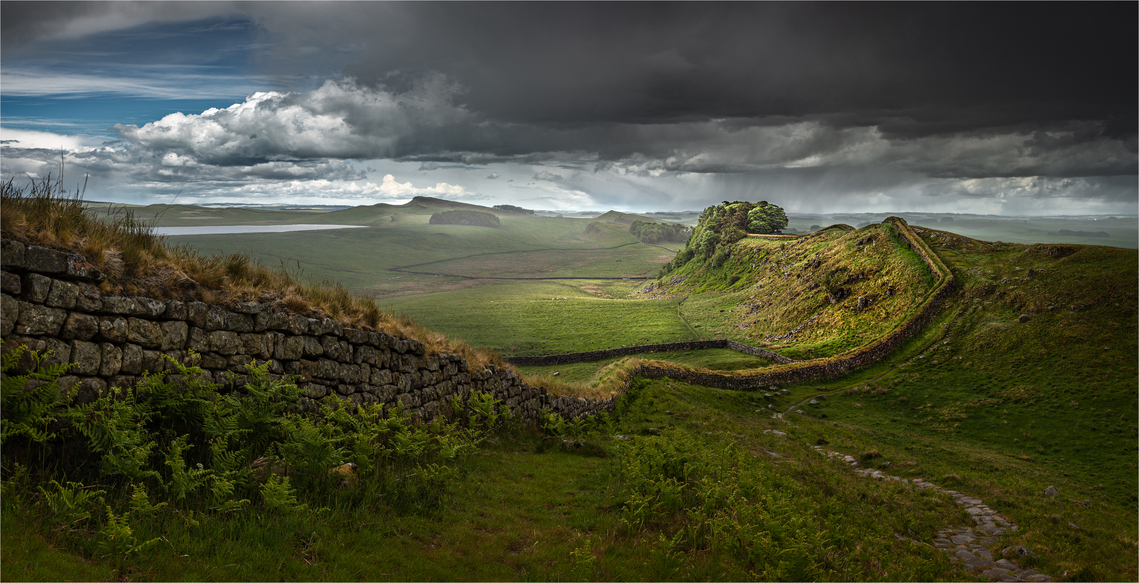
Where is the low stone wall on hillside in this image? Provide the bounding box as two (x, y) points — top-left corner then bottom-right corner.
(0, 239), (612, 423)
(0, 216), (954, 422)
(506, 339), (793, 367)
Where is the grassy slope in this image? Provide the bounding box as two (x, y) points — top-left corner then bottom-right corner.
(637, 223), (935, 360)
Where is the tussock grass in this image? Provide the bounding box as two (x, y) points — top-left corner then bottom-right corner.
(0, 177), (502, 368)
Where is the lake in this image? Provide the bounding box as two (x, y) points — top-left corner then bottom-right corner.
(154, 224), (368, 236)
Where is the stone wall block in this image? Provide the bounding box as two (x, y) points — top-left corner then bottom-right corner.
(343, 328), (366, 344)
(323, 318), (342, 337)
(187, 302), (208, 328)
(286, 314), (308, 335)
(61, 312), (100, 340)
(186, 326), (209, 353)
(239, 332), (272, 359)
(354, 345), (377, 366)
(99, 343), (122, 376)
(140, 349), (163, 373)
(24, 246), (69, 274)
(1, 240), (26, 269)
(136, 298), (167, 318)
(44, 279), (79, 309)
(98, 316), (128, 342)
(100, 297), (139, 315)
(301, 335), (323, 357)
(199, 352), (227, 369)
(209, 330), (241, 355)
(425, 357), (440, 372)
(120, 343), (143, 374)
(69, 340), (101, 375)
(64, 254), (104, 282)
(23, 273), (52, 303)
(278, 335), (303, 361)
(227, 354), (253, 372)
(1, 272), (21, 295)
(227, 312), (253, 333)
(302, 382), (328, 399)
(126, 317), (164, 348)
(233, 301), (264, 315)
(76, 283), (101, 312)
(160, 320), (189, 351)
(204, 305), (228, 331)
(320, 335), (342, 360)
(397, 353), (418, 374)
(1, 293), (19, 336)
(314, 358), (340, 379)
(15, 303), (67, 335)
(266, 311), (290, 331)
(164, 300), (188, 321)
(370, 367), (392, 386)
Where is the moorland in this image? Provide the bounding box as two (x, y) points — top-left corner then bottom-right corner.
(2, 191), (1136, 581)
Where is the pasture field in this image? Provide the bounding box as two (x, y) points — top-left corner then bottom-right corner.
(383, 280), (696, 356)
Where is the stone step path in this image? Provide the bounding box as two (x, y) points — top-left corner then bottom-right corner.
(811, 446), (1055, 582)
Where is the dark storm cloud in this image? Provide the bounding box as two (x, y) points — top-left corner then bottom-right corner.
(245, 3), (1137, 134)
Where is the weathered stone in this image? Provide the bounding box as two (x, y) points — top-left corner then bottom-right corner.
(187, 302), (208, 328)
(135, 298), (165, 318)
(1, 271), (21, 295)
(24, 245), (69, 273)
(371, 367), (392, 386)
(227, 354), (253, 371)
(227, 312), (254, 333)
(276, 335), (304, 360)
(23, 273), (53, 303)
(286, 314), (308, 335)
(160, 320), (189, 351)
(314, 358), (340, 379)
(187, 326), (209, 352)
(1, 239), (26, 269)
(76, 283), (101, 312)
(44, 279), (79, 309)
(198, 352), (227, 369)
(60, 312), (100, 340)
(1, 293), (19, 336)
(205, 305), (228, 331)
(301, 335), (323, 357)
(209, 330), (242, 355)
(99, 343), (122, 376)
(140, 349), (163, 373)
(15, 303), (67, 335)
(122, 317), (161, 348)
(1043, 485), (1059, 497)
(100, 297), (140, 315)
(40, 338), (71, 368)
(163, 300), (188, 321)
(239, 333), (271, 359)
(69, 340), (101, 375)
(233, 301), (264, 315)
(301, 382), (328, 399)
(120, 343), (144, 374)
(68, 256), (103, 283)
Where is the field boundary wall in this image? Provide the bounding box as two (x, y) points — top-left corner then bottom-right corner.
(1, 239), (614, 423)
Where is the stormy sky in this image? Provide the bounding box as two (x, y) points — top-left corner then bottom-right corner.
(2, 2), (1136, 215)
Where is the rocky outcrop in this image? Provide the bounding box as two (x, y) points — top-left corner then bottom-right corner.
(1, 239), (613, 422)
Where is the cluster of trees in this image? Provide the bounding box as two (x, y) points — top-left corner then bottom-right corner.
(660, 200), (789, 275)
(429, 210), (501, 228)
(629, 220), (692, 244)
(492, 204), (534, 215)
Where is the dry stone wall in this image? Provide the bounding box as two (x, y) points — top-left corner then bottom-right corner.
(0, 239), (613, 423)
(505, 339), (793, 367)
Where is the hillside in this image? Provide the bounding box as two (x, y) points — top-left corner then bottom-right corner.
(5, 187), (1135, 581)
